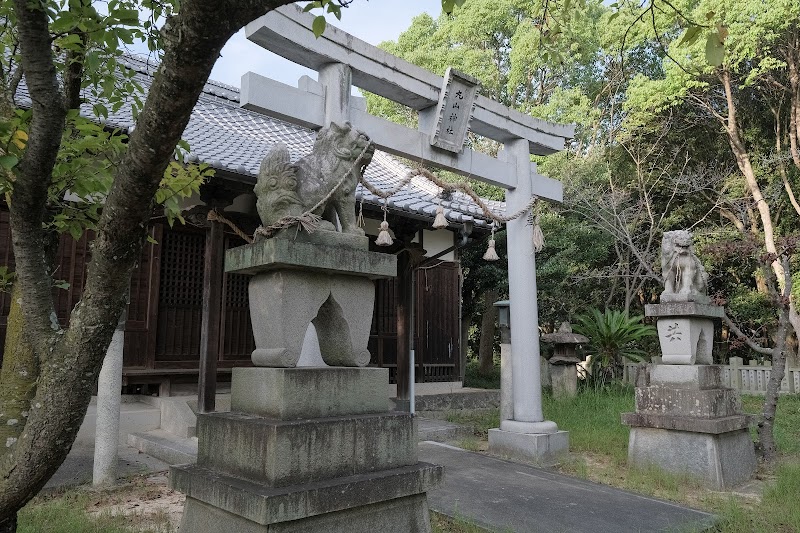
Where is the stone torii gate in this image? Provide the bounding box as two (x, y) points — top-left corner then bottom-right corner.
(241, 5), (574, 461)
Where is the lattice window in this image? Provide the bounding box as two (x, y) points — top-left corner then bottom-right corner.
(159, 230), (204, 308)
(225, 273), (249, 308)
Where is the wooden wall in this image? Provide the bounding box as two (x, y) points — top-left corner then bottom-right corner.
(0, 216), (461, 383)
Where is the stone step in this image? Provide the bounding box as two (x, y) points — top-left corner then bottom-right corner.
(75, 401), (161, 447)
(159, 397), (198, 438)
(128, 429), (198, 465)
(406, 390), (500, 412)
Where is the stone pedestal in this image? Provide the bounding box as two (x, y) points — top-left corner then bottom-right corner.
(225, 230), (396, 368)
(622, 364), (755, 489)
(645, 303), (723, 365)
(172, 367), (442, 532)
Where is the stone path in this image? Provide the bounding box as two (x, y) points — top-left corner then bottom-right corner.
(419, 440), (715, 533)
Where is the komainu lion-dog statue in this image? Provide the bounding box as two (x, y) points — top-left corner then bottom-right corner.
(660, 230), (710, 304)
(255, 121), (374, 236)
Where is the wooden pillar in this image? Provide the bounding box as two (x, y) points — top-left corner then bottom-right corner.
(396, 249), (411, 402)
(198, 218), (225, 413)
(393, 223), (423, 406)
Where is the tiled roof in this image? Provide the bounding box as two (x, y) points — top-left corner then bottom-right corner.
(16, 55), (504, 228)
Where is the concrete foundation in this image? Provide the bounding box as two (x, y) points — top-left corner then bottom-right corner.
(627, 427), (756, 489)
(176, 474), (435, 533)
(623, 363), (755, 489)
(172, 367), (441, 532)
(488, 428), (569, 466)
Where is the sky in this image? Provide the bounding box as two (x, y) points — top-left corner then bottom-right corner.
(207, 1), (443, 88)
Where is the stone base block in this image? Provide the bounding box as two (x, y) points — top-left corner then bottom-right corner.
(231, 367), (389, 419)
(180, 494), (432, 533)
(649, 364), (722, 389)
(196, 411), (416, 486)
(622, 412), (752, 434)
(487, 428), (569, 466)
(171, 462), (442, 532)
(635, 386), (741, 418)
(627, 427), (756, 489)
(225, 234), (397, 278)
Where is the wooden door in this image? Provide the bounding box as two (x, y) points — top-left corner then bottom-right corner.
(154, 227), (205, 368)
(416, 262), (460, 382)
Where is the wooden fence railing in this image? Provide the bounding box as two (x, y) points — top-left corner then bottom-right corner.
(622, 356), (800, 395)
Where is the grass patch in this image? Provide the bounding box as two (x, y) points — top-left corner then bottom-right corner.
(18, 492), (173, 533)
(455, 437), (487, 452)
(542, 385), (634, 464)
(20, 494), (134, 533)
(741, 394), (800, 455)
(445, 409), (499, 439)
(18, 476), (177, 533)
(713, 462), (800, 532)
(445, 382), (800, 528)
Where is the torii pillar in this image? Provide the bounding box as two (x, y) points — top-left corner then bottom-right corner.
(487, 140), (569, 464)
(240, 5), (572, 463)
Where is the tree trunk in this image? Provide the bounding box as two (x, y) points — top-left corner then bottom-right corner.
(757, 284), (791, 462)
(1, 0), (295, 524)
(720, 68), (800, 367)
(478, 289), (498, 376)
(0, 284), (39, 449)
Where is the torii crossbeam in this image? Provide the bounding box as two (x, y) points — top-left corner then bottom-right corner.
(240, 4), (574, 458)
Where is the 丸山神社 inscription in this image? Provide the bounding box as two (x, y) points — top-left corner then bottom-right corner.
(429, 67), (479, 153)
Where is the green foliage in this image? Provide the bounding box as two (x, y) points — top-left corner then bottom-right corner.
(573, 309), (656, 384)
(0, 1), (214, 241)
(157, 161), (214, 227)
(533, 200), (617, 325)
(462, 358), (501, 389)
(302, 1), (344, 38)
(366, 0), (606, 147)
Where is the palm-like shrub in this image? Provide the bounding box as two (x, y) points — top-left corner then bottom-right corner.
(573, 308), (656, 386)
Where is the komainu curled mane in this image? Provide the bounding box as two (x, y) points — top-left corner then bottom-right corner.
(659, 230), (710, 304)
(255, 122), (374, 235)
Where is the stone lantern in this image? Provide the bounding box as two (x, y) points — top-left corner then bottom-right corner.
(541, 322), (587, 398)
